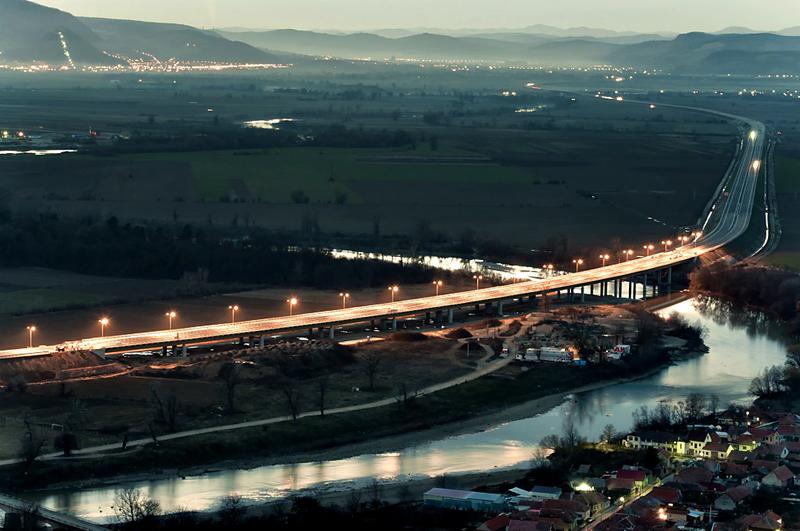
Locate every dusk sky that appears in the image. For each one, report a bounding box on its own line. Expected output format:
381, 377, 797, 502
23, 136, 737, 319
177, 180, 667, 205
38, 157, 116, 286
34, 0, 800, 33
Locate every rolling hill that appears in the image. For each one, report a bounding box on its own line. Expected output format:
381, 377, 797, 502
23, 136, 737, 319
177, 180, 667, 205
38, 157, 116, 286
0, 0, 278, 65
80, 18, 277, 63
0, 0, 110, 64
222, 27, 800, 73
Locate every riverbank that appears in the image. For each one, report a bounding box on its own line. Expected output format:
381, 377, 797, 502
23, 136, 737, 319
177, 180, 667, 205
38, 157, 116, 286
3, 303, 706, 494
18, 348, 681, 496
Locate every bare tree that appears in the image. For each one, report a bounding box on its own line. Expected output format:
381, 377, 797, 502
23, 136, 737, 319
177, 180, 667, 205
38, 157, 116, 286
282, 382, 301, 421
685, 393, 706, 423
364, 353, 381, 391
395, 382, 417, 407
540, 434, 561, 451
561, 418, 585, 451
317, 377, 329, 417
113, 488, 161, 523
601, 424, 617, 444
218, 362, 241, 414
151, 385, 180, 432
749, 366, 786, 397
219, 493, 245, 525
20, 418, 45, 473
708, 394, 720, 418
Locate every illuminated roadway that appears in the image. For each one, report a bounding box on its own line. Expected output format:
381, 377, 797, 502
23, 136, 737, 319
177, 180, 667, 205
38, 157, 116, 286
0, 103, 766, 359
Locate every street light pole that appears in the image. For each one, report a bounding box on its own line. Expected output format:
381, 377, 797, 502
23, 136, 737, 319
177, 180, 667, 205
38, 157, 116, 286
473, 275, 483, 290
165, 311, 177, 331
228, 305, 239, 324
26, 325, 36, 348
388, 285, 399, 303
573, 259, 584, 272
339, 292, 350, 309
433, 280, 443, 296
287, 297, 298, 316
98, 317, 109, 337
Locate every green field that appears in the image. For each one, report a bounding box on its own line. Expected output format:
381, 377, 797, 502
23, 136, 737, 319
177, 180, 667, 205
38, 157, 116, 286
2, 127, 734, 249
0, 267, 226, 316
771, 155, 800, 266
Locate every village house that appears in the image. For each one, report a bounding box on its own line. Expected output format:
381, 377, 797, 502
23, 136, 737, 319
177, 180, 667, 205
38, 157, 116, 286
762, 465, 795, 489
713, 485, 753, 512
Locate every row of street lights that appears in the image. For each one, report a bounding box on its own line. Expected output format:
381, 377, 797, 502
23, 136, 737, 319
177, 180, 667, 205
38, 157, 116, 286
25, 284, 436, 348
568, 231, 705, 273
26, 230, 707, 349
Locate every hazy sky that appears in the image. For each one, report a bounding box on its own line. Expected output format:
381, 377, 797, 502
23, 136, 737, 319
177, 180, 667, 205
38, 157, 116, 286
35, 0, 800, 33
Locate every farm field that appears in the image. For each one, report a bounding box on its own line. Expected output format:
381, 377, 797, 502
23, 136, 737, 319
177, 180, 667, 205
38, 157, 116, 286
767, 155, 800, 270
2, 127, 734, 248
0, 267, 225, 316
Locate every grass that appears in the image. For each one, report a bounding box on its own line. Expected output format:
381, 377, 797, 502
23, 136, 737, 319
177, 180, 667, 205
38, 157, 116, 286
3, 361, 640, 489
127, 144, 504, 204
2, 127, 734, 248
0, 336, 473, 461
775, 156, 800, 194
0, 267, 230, 317
772, 155, 800, 258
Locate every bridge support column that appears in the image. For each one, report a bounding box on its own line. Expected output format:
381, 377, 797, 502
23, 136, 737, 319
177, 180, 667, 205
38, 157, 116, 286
643, 274, 648, 300
668, 266, 673, 295
434, 310, 442, 325
161, 345, 168, 357
259, 336, 265, 348
329, 327, 335, 340
497, 301, 504, 315
182, 345, 188, 357
447, 308, 454, 324
628, 279, 633, 299
581, 286, 585, 303
392, 318, 397, 331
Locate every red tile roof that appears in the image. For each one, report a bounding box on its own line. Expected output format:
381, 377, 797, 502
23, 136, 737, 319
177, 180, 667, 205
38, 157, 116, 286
616, 469, 647, 481
479, 515, 511, 531
766, 465, 794, 482
676, 467, 714, 485
650, 487, 681, 504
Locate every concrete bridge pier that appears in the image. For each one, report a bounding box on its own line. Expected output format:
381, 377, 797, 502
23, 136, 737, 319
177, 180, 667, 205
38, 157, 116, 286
667, 266, 673, 295
161, 345, 168, 357
643, 274, 649, 300
581, 286, 585, 302
259, 336, 265, 348
497, 301, 504, 315
447, 308, 454, 324
392, 318, 397, 331
329, 327, 335, 340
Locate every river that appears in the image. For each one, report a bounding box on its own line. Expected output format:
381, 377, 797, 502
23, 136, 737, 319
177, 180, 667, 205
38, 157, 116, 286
26, 296, 791, 522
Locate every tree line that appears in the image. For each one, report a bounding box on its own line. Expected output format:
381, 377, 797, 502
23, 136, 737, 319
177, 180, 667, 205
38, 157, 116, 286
691, 262, 800, 323
0, 214, 439, 288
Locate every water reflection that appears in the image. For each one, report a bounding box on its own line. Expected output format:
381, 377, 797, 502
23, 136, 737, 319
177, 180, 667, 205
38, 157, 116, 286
28, 297, 790, 522
0, 149, 77, 156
